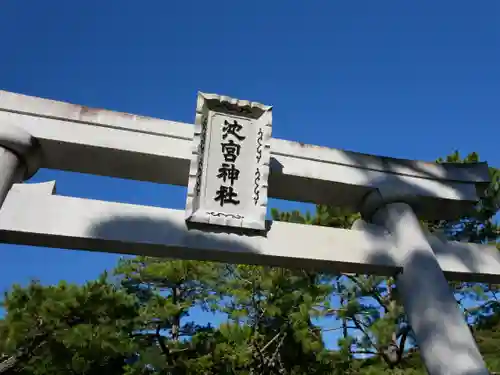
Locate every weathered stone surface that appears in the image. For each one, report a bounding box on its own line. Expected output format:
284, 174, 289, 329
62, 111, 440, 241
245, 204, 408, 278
185, 93, 272, 230
0, 90, 489, 220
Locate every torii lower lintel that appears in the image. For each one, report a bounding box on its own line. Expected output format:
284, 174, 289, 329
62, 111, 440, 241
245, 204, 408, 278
0, 181, 498, 285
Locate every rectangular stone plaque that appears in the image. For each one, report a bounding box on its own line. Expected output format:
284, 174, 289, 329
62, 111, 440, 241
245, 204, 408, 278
185, 92, 272, 230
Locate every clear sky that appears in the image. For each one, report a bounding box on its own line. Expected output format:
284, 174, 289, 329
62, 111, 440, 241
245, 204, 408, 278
0, 0, 498, 346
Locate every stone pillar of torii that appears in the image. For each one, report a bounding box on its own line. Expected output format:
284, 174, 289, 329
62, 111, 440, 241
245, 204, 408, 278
0, 90, 497, 375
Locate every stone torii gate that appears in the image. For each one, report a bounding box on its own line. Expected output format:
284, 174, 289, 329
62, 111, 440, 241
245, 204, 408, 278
0, 90, 498, 375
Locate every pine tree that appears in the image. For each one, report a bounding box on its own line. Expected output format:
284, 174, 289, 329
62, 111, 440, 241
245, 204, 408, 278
217, 264, 335, 374
0, 274, 140, 374
113, 257, 226, 374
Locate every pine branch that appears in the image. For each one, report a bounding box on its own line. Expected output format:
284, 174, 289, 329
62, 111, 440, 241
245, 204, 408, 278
321, 326, 357, 332
260, 331, 282, 353
155, 324, 170, 358
345, 274, 389, 314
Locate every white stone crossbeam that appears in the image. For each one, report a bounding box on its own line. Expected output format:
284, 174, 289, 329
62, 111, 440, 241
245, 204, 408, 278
1, 182, 498, 283
0, 90, 490, 221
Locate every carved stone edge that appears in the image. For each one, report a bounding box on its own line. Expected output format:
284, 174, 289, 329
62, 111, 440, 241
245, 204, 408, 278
199, 92, 272, 119
186, 209, 246, 229
248, 107, 272, 231
185, 93, 209, 222
208, 210, 245, 228
188, 209, 267, 231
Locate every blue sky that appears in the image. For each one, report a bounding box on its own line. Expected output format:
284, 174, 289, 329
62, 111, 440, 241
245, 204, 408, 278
0, 0, 498, 347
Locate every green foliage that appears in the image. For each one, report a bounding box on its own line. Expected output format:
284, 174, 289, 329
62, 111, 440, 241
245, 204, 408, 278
0, 151, 498, 374
0, 274, 140, 374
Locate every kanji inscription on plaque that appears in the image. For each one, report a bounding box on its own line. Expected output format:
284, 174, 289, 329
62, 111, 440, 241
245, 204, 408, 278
185, 92, 272, 230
